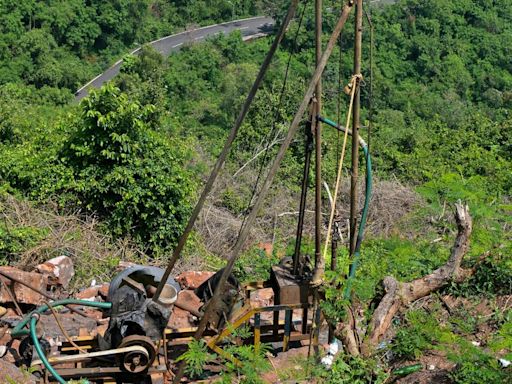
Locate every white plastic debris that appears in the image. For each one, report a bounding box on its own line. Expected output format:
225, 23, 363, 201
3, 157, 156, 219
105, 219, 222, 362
428, 364, 436, 371
0, 345, 7, 358
90, 279, 97, 287
377, 340, 391, 350
322, 339, 341, 369
499, 358, 511, 368
328, 341, 339, 356
471, 341, 481, 347
321, 355, 334, 369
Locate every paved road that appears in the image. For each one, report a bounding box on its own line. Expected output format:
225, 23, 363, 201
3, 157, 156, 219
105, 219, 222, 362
75, 16, 275, 101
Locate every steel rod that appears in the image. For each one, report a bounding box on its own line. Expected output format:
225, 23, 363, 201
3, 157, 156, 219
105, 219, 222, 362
292, 117, 314, 275
350, 0, 363, 256
172, 3, 355, 381
153, 0, 301, 302
314, 0, 324, 276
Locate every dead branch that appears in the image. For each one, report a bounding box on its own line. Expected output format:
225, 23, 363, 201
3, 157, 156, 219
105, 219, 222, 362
331, 203, 483, 356
232, 136, 284, 178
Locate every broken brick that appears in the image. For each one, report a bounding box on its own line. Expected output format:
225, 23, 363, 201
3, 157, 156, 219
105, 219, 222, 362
168, 290, 202, 330
250, 288, 274, 307
0, 359, 36, 383
176, 271, 214, 289
257, 242, 273, 257
98, 283, 110, 298
75, 286, 100, 301
0, 266, 48, 305
35, 255, 75, 289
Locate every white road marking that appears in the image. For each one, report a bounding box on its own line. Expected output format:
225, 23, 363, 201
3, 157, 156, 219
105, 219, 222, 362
172, 43, 183, 48
240, 26, 249, 30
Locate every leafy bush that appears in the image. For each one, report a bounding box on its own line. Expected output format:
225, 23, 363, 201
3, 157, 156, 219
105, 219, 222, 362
489, 315, 512, 360
450, 360, 509, 384
447, 257, 512, 298
176, 338, 271, 384
220, 344, 271, 384
175, 340, 214, 379
0, 223, 48, 265
63, 84, 196, 253
391, 309, 457, 360
392, 309, 442, 360
233, 246, 279, 283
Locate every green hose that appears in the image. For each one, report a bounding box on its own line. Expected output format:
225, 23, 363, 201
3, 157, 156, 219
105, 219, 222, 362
345, 143, 372, 299
317, 116, 373, 299
15, 299, 112, 384
30, 315, 66, 384
12, 299, 111, 338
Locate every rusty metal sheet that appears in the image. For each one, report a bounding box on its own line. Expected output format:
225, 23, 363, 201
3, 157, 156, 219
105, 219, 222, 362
270, 265, 311, 305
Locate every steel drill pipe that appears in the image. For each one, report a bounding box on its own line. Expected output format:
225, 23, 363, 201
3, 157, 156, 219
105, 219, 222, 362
350, 0, 363, 256
292, 116, 314, 275
314, 0, 323, 275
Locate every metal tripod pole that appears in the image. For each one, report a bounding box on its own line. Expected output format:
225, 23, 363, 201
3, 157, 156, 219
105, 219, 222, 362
172, 2, 355, 381
350, 0, 363, 257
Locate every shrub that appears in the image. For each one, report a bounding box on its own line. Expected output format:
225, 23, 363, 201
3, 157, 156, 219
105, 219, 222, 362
0, 223, 48, 265
447, 257, 512, 298
392, 307, 459, 360
233, 246, 279, 283
64, 84, 196, 253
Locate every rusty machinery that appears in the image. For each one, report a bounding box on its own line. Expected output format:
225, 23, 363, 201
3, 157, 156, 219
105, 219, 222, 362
10, 263, 317, 383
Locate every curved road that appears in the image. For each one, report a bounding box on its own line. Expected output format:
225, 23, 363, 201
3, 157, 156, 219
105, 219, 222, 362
75, 16, 275, 101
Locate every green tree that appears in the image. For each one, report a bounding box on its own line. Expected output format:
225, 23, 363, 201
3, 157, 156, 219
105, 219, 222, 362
64, 84, 196, 253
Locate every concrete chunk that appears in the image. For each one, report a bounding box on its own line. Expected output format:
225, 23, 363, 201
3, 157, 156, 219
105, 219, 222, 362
35, 255, 75, 289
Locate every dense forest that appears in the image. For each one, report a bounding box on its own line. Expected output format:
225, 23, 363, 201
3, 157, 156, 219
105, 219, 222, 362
0, 0, 511, 383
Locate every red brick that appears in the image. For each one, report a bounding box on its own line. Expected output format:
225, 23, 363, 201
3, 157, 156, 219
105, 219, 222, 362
75, 286, 99, 300
167, 290, 202, 330
250, 288, 274, 308
257, 242, 274, 257
0, 267, 48, 305
98, 283, 110, 298
0, 359, 36, 383
176, 271, 214, 289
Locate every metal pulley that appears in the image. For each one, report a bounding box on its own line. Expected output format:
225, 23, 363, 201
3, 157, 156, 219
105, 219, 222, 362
118, 335, 156, 374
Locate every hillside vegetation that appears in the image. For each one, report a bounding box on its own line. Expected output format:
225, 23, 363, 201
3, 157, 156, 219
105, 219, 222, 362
0, 0, 510, 383
0, 0, 265, 95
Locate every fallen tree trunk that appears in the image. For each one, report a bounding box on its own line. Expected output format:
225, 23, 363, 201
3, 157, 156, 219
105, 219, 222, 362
333, 203, 479, 356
